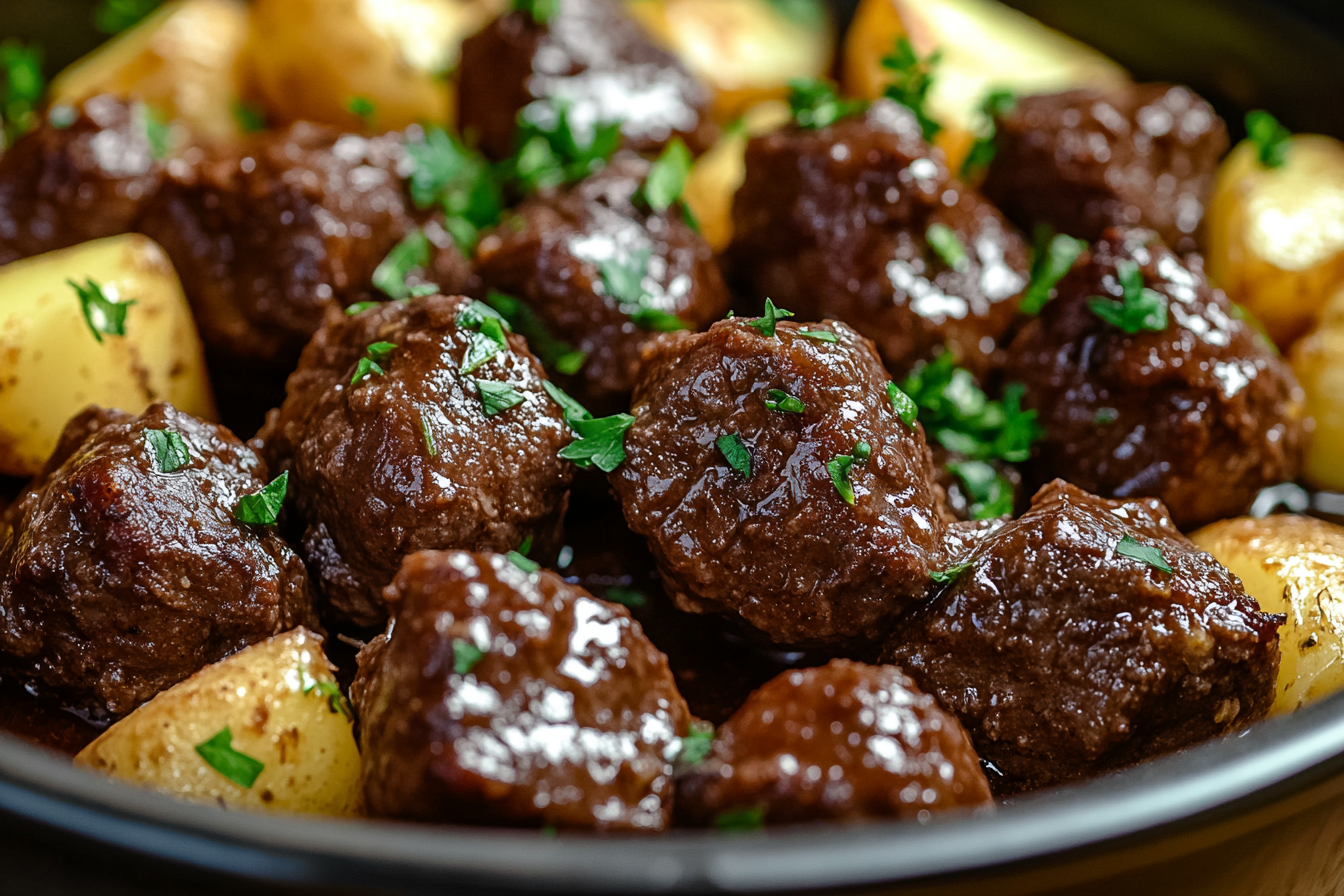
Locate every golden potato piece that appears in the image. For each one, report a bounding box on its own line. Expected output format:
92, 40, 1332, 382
1207, 136, 1344, 349
246, 0, 502, 132
683, 100, 791, 252
1292, 309, 1344, 492
49, 0, 251, 144
1192, 515, 1344, 715
842, 0, 1126, 173
0, 235, 215, 477
625, 0, 833, 124
75, 628, 360, 816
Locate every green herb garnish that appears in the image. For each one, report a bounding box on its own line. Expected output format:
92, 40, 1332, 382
605, 587, 647, 609
1, 40, 45, 145
234, 472, 288, 526
484, 291, 587, 375
881, 36, 943, 141
926, 223, 970, 273
346, 96, 376, 127
194, 727, 264, 789
139, 103, 172, 159
900, 353, 1042, 463
476, 379, 527, 417
1087, 258, 1168, 334
1021, 230, 1087, 314
635, 138, 692, 213
453, 639, 486, 674
500, 101, 621, 195
508, 550, 541, 573
405, 126, 503, 253
372, 229, 433, 301
827, 442, 871, 505
948, 460, 1013, 520
232, 100, 266, 134
544, 381, 635, 472
717, 433, 752, 477
675, 720, 715, 767
765, 389, 805, 414
345, 300, 382, 316
350, 342, 396, 385
94, 0, 161, 34
461, 317, 511, 374
1116, 535, 1173, 574
886, 382, 918, 428
1246, 110, 1291, 169
299, 667, 351, 719
69, 277, 135, 343
960, 88, 1016, 179
930, 559, 973, 584
714, 805, 766, 832
746, 298, 794, 338
797, 328, 838, 343
597, 248, 687, 332
512, 0, 556, 24
786, 77, 868, 130
145, 429, 190, 473
420, 409, 439, 457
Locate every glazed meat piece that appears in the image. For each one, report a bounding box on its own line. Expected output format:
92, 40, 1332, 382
257, 294, 574, 627
475, 154, 730, 412
983, 84, 1228, 254
0, 96, 163, 265
0, 403, 314, 718
139, 122, 465, 369
611, 318, 951, 648
457, 0, 715, 161
1006, 228, 1304, 530
353, 550, 690, 830
728, 99, 1031, 377
885, 480, 1281, 795
677, 660, 993, 826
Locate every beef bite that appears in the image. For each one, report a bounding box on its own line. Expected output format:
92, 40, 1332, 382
257, 294, 574, 627
474, 154, 730, 413
610, 317, 951, 648
1006, 227, 1305, 531
728, 98, 1032, 378
0, 96, 164, 266
457, 0, 715, 161
138, 122, 469, 369
885, 480, 1282, 796
677, 660, 993, 826
983, 84, 1228, 254
353, 550, 689, 831
0, 403, 314, 718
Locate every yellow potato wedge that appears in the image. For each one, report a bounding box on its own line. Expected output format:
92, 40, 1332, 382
625, 0, 833, 124
49, 0, 251, 144
246, 0, 502, 132
683, 100, 791, 252
1292, 306, 1344, 492
0, 235, 215, 477
841, 0, 1126, 173
75, 628, 360, 816
1207, 135, 1344, 349
1192, 515, 1344, 715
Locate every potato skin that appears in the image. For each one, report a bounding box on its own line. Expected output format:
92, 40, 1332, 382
1292, 305, 1344, 491
1192, 515, 1344, 715
75, 628, 360, 816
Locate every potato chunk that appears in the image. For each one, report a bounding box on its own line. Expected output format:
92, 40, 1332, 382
1292, 298, 1344, 491
841, 0, 1126, 172
682, 100, 790, 252
49, 0, 251, 144
74, 628, 360, 816
1207, 135, 1344, 349
1192, 515, 1344, 715
0, 234, 214, 477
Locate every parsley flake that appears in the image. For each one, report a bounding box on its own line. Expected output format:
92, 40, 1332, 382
636, 138, 692, 213
453, 639, 486, 675
881, 36, 943, 141
900, 354, 1043, 463
1087, 258, 1169, 334
961, 88, 1016, 179
674, 720, 715, 767
605, 587, 647, 609
194, 727, 264, 789
597, 248, 686, 332
501, 101, 621, 196
948, 460, 1013, 520
145, 429, 190, 473
461, 317, 511, 374
234, 472, 288, 526
346, 300, 382, 316
746, 298, 794, 338
797, 328, 837, 343
420, 409, 439, 457
299, 667, 351, 719
1116, 535, 1173, 574
828, 442, 870, 505
345, 96, 376, 127
717, 433, 752, 477
476, 379, 527, 417
786, 77, 868, 130
232, 100, 266, 134
69, 277, 135, 343
1021, 230, 1087, 314
542, 380, 591, 428
930, 559, 974, 584
1, 40, 45, 145
508, 550, 541, 573
714, 805, 766, 832
405, 126, 502, 253
886, 382, 918, 428
484, 291, 587, 375
1246, 110, 1291, 169
543, 381, 635, 472
765, 389, 805, 414
926, 223, 970, 273
511, 0, 556, 24
94, 0, 161, 34
139, 103, 172, 159
350, 342, 396, 385
373, 229, 433, 300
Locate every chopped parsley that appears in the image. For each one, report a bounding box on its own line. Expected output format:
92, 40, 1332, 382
511, 0, 556, 24
926, 223, 970, 273
1021, 230, 1087, 314
372, 229, 434, 300
886, 382, 918, 428
674, 720, 715, 768
1087, 258, 1168, 334
460, 316, 511, 375
961, 89, 1016, 179
345, 300, 382, 316
145, 429, 190, 473
948, 460, 1013, 520
1116, 535, 1173, 574
350, 342, 396, 385
404, 126, 502, 253
717, 433, 752, 477
508, 550, 541, 573
881, 36, 943, 141
453, 639, 486, 675
786, 77, 868, 130
797, 328, 837, 343
194, 727, 264, 789
765, 389, 805, 414
299, 667, 351, 719
605, 587, 647, 609
234, 472, 288, 526
598, 248, 686, 332
714, 805, 766, 832
635, 138, 692, 213
345, 96, 376, 127
484, 291, 587, 375
500, 101, 621, 196
69, 277, 135, 343
544, 381, 635, 472
930, 559, 973, 584
1094, 407, 1120, 426
139, 103, 172, 159
828, 442, 870, 505
900, 353, 1043, 463
853, 440, 872, 461
476, 379, 527, 417
420, 409, 439, 457
1246, 110, 1291, 169
94, 0, 161, 34
232, 100, 267, 134
1, 40, 44, 146
746, 298, 794, 338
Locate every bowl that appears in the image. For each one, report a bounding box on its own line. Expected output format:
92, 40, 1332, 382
3, 1, 1344, 893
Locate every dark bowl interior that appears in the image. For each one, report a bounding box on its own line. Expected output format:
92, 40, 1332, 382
3, 1, 1344, 894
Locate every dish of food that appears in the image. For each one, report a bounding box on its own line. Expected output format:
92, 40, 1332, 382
2, 0, 1344, 891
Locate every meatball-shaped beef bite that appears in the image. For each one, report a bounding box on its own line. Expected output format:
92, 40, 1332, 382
458, 0, 715, 161
885, 480, 1281, 796
728, 99, 1031, 377
0, 403, 314, 718
0, 96, 163, 265
258, 294, 574, 627
983, 85, 1228, 254
139, 122, 465, 369
677, 660, 992, 826
353, 550, 690, 830
1006, 228, 1304, 530
475, 154, 730, 412
611, 317, 951, 648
